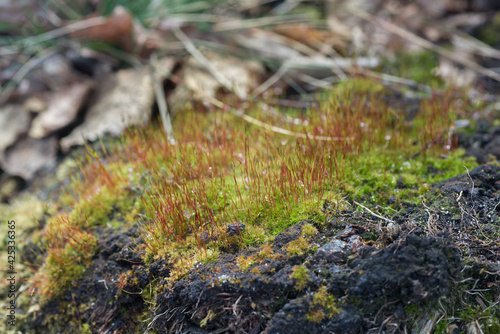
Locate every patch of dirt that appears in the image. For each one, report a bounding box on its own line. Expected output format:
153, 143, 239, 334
28, 225, 150, 333
459, 124, 500, 164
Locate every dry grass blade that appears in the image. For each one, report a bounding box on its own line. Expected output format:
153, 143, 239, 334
350, 67, 431, 93
354, 200, 394, 223
349, 8, 500, 83
173, 26, 311, 128
204, 95, 351, 142
22, 16, 107, 46
252, 63, 289, 97
283, 56, 379, 71
294, 72, 341, 88
250, 30, 346, 94
253, 29, 322, 58
451, 32, 500, 60
213, 15, 308, 32
173, 27, 236, 95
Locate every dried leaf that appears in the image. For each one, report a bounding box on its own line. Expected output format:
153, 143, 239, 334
70, 6, 134, 51
29, 81, 92, 138
61, 58, 176, 151
169, 52, 264, 110
0, 104, 30, 152
1, 136, 58, 180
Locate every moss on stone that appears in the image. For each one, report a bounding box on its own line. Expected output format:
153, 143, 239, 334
306, 286, 339, 323
290, 265, 311, 291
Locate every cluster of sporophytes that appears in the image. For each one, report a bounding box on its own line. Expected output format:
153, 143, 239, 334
33, 78, 479, 298
31, 215, 98, 298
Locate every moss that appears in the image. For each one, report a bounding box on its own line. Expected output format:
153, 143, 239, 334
250, 266, 261, 274
306, 286, 339, 323
200, 309, 217, 328
286, 237, 311, 257
141, 279, 158, 308
301, 223, 318, 238
33, 216, 99, 298
459, 306, 500, 334
331, 78, 387, 95
81, 323, 92, 334
290, 265, 311, 291
257, 244, 281, 260
2, 193, 46, 227
196, 248, 220, 264
32, 75, 483, 312
381, 50, 443, 87
237, 255, 255, 271
344, 148, 478, 207
240, 224, 268, 247
433, 321, 448, 334
405, 303, 421, 318
69, 187, 136, 227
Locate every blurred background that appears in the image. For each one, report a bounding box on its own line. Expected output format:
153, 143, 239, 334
2, 0, 500, 200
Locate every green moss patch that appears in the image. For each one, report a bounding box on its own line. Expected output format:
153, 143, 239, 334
33, 77, 481, 299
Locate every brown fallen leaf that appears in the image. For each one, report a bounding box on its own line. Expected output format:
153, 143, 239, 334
1, 136, 58, 180
29, 81, 93, 138
69, 6, 134, 52
24, 96, 47, 113
60, 58, 176, 151
169, 51, 264, 111
0, 104, 30, 152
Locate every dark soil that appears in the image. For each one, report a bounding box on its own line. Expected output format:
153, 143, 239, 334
459, 123, 500, 164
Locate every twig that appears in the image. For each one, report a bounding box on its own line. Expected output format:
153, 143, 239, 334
173, 27, 236, 94
150, 53, 175, 144
252, 62, 289, 97
232, 295, 243, 316
421, 312, 441, 334
353, 200, 394, 223
461, 165, 476, 215
145, 307, 175, 333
